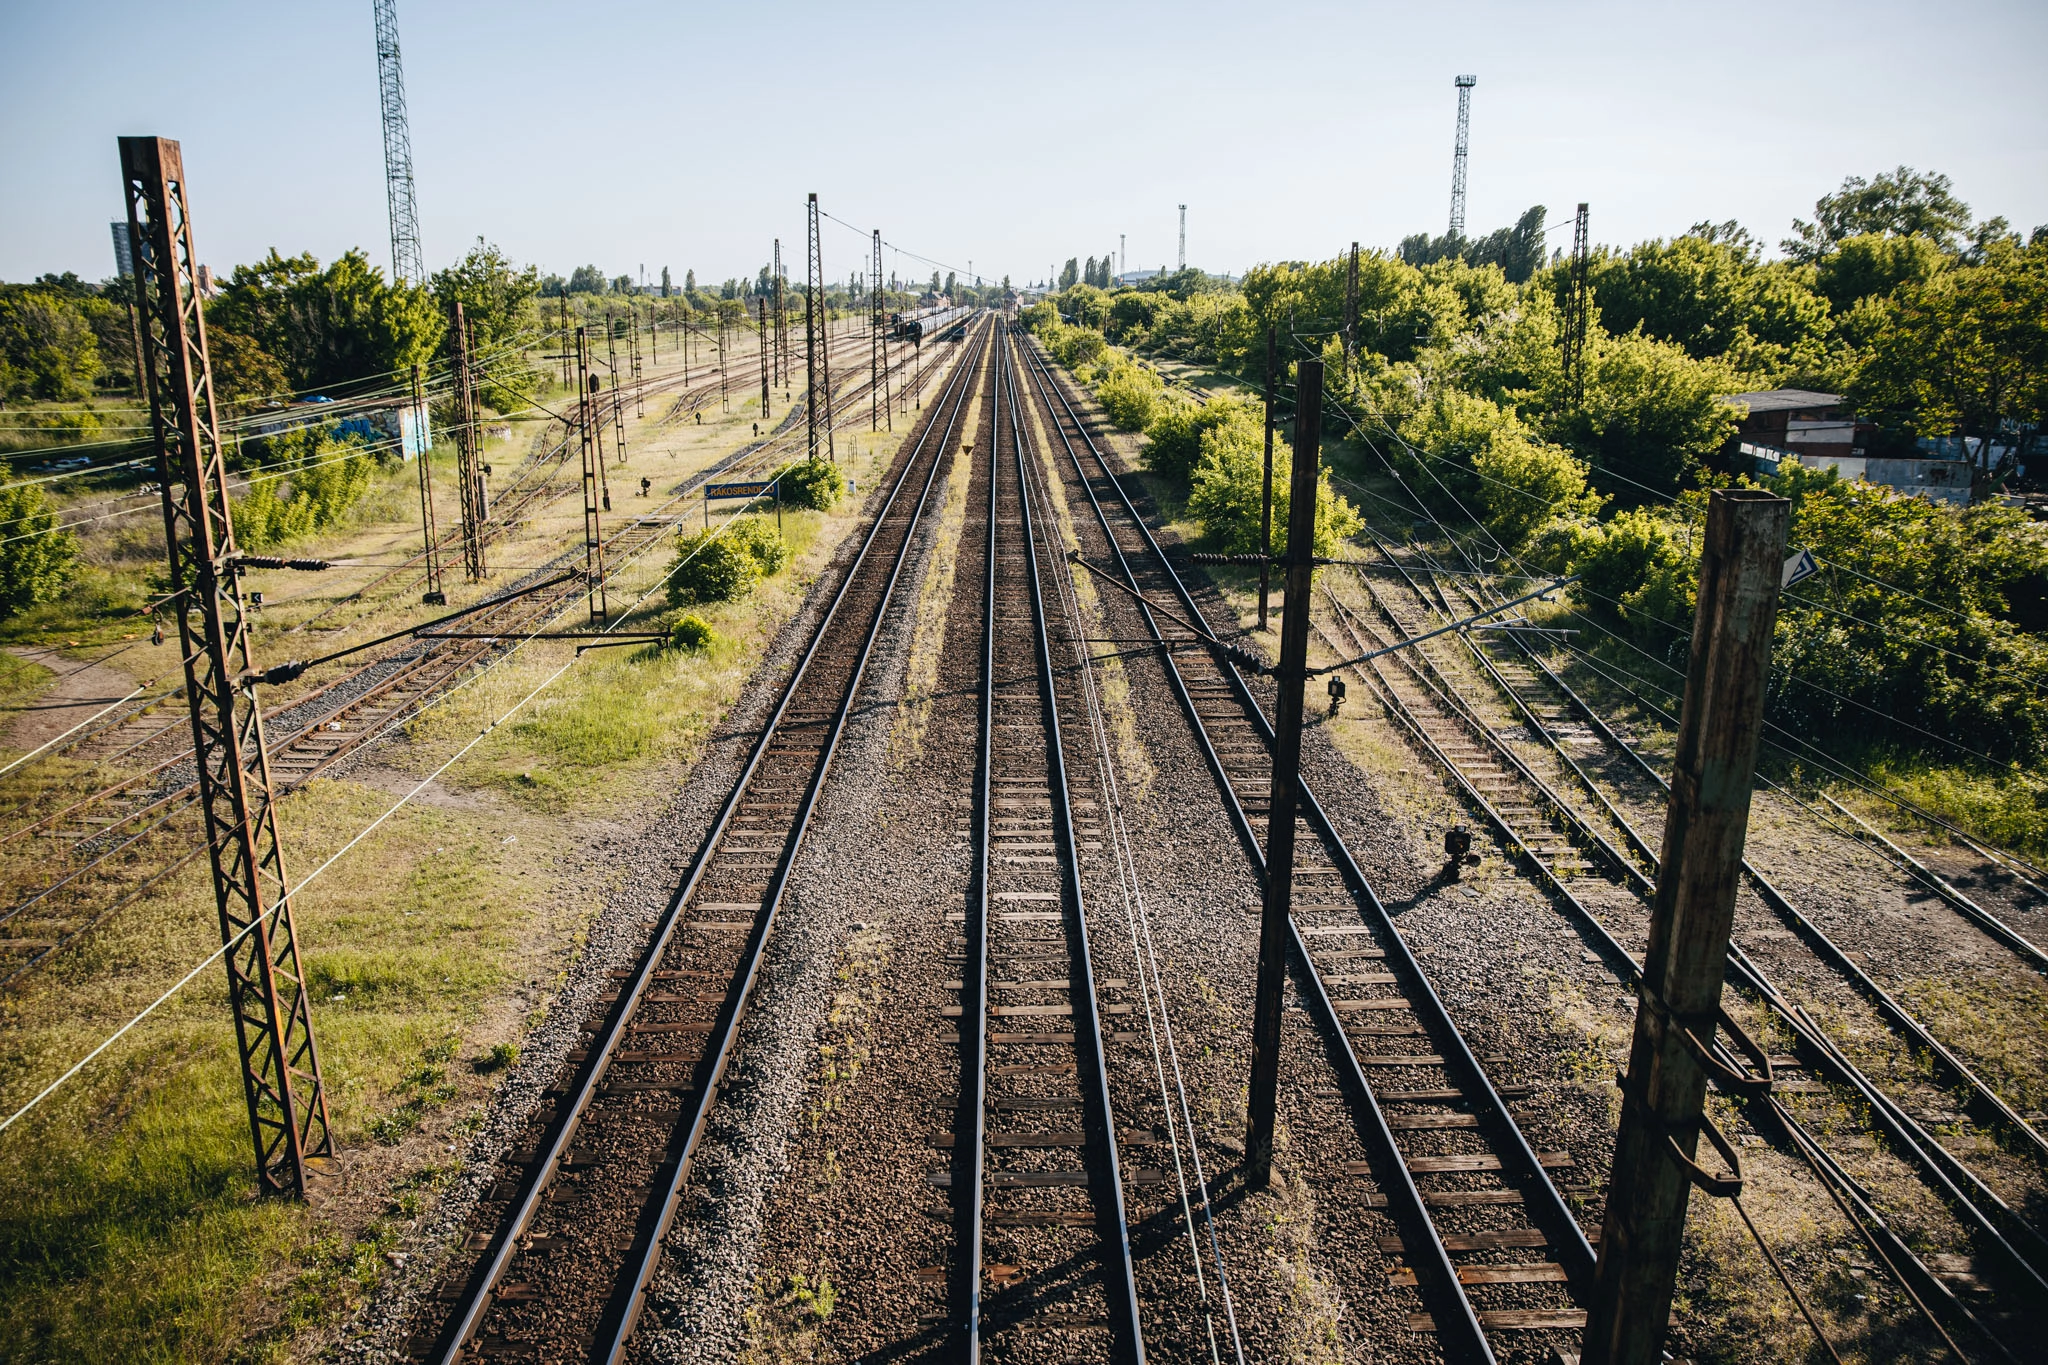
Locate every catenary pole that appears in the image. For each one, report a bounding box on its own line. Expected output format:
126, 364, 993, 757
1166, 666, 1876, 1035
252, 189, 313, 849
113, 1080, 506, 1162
1244, 358, 1323, 1188
121, 135, 336, 1199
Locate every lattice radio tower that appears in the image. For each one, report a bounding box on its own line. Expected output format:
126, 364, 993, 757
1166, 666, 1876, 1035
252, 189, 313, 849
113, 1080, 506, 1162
1178, 205, 1186, 271
1448, 74, 1477, 238
373, 0, 426, 285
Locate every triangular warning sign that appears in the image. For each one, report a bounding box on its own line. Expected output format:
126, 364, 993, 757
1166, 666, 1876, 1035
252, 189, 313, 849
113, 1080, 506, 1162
1782, 548, 1819, 589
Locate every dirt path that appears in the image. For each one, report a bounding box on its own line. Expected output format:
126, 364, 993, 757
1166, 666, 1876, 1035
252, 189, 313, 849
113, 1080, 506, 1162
0, 646, 141, 753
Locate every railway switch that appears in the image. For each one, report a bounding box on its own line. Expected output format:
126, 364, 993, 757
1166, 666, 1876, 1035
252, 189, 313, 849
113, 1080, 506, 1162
1326, 676, 1346, 715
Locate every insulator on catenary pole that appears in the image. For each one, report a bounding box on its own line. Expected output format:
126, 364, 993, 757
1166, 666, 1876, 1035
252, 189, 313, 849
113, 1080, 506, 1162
121, 134, 337, 1200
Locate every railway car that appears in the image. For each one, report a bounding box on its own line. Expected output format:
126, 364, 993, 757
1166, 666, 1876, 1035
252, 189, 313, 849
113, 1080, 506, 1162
888, 303, 971, 343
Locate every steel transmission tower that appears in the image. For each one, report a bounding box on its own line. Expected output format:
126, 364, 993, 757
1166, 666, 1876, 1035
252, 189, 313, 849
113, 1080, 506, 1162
1178, 205, 1186, 271
373, 0, 426, 285
1448, 74, 1477, 238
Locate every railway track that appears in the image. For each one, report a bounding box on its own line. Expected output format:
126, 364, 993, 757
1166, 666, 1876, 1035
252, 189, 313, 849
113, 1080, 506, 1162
951, 328, 1144, 1360
0, 326, 955, 988
407, 316, 992, 1365
1018, 337, 1599, 1361
1311, 535, 2048, 1345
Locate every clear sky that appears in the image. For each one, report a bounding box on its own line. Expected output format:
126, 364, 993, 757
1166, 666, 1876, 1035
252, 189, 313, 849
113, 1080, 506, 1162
4, 0, 2044, 290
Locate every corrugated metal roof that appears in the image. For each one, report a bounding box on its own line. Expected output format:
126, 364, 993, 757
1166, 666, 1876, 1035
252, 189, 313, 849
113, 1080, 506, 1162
1720, 388, 1842, 414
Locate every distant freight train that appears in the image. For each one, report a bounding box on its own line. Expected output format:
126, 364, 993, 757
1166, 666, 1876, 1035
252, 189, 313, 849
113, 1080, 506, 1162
887, 304, 972, 343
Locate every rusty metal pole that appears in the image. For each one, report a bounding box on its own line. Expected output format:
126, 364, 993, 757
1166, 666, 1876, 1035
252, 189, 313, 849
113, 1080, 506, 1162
758, 296, 770, 420
411, 364, 444, 604
121, 135, 335, 1199
451, 302, 488, 582
607, 312, 628, 466
631, 306, 644, 418
1244, 358, 1323, 1189
574, 327, 609, 624
1259, 324, 1276, 632
558, 293, 570, 388
1584, 488, 1790, 1365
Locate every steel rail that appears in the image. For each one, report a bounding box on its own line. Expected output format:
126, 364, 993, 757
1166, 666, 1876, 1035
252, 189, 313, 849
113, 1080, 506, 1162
993, 327, 1146, 1360
0, 404, 825, 966
1410, 556, 2048, 1171
1335, 546, 2048, 1301
595, 315, 991, 1361
425, 315, 990, 1365
1396, 552, 2048, 1182
1018, 338, 1595, 1359
964, 322, 995, 1365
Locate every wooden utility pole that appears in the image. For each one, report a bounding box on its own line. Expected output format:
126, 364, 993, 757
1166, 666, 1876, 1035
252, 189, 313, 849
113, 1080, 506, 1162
1584, 488, 1790, 1365
1259, 324, 1276, 632
1244, 358, 1323, 1189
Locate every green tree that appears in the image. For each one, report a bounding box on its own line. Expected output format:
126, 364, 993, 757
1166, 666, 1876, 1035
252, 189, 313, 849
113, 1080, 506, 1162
1852, 238, 2048, 473
1472, 431, 1603, 549
210, 249, 443, 394
0, 484, 78, 616
1186, 411, 1361, 556
231, 426, 379, 548
665, 516, 789, 605
0, 289, 101, 401
776, 457, 843, 511
1589, 230, 1831, 373
1401, 206, 1549, 283
1096, 360, 1163, 430
1812, 232, 1945, 313
432, 239, 542, 407
206, 326, 290, 408
1059, 258, 1080, 290
1784, 166, 1976, 261
1143, 393, 1256, 485
1544, 331, 1742, 497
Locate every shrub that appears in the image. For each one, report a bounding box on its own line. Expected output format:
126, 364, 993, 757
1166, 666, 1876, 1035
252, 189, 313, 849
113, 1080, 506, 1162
1186, 413, 1361, 557
1096, 360, 1164, 431
1143, 394, 1255, 486
1562, 506, 1695, 644
667, 614, 715, 652
231, 426, 378, 550
776, 457, 843, 511
1042, 320, 1107, 370
728, 515, 790, 576
1471, 433, 1603, 550
0, 483, 78, 616
665, 515, 788, 605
